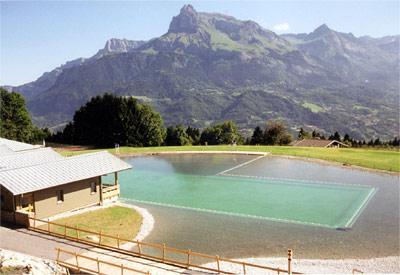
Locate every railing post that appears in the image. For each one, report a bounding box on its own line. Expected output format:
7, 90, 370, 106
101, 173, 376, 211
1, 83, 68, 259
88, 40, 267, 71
97, 257, 100, 274
216, 255, 220, 273
242, 262, 246, 275
138, 241, 141, 255
75, 252, 79, 272
117, 234, 120, 248
187, 249, 191, 268
76, 225, 79, 240
99, 230, 102, 245
47, 219, 50, 233
288, 249, 292, 275
121, 263, 124, 275
56, 248, 60, 263
162, 243, 166, 262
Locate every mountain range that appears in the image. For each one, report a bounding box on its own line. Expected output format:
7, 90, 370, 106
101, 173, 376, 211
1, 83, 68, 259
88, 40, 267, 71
5, 5, 399, 139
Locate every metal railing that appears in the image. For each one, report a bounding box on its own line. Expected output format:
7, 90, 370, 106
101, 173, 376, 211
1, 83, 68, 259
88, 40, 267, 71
29, 217, 301, 274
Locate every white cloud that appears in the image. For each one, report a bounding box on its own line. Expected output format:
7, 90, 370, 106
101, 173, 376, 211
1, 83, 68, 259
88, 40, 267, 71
273, 22, 290, 32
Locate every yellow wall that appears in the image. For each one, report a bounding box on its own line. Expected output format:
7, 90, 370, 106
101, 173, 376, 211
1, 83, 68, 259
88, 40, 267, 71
34, 177, 101, 219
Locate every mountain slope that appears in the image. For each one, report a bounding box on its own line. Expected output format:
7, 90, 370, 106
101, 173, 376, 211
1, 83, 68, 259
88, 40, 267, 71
7, 38, 145, 101
7, 5, 400, 139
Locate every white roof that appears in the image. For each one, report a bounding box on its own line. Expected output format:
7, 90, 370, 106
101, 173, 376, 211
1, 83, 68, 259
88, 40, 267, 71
0, 145, 14, 156
0, 147, 63, 171
0, 151, 132, 195
0, 137, 41, 152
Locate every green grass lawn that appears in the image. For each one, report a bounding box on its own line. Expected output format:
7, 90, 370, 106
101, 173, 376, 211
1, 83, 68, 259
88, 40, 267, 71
57, 145, 400, 172
39, 206, 142, 246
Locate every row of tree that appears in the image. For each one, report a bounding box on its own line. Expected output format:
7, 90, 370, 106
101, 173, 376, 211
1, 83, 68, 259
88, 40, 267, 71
165, 121, 244, 146
49, 94, 293, 147
1, 91, 398, 148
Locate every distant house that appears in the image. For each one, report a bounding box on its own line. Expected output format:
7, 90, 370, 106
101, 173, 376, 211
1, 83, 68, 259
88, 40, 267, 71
292, 139, 349, 148
0, 138, 131, 224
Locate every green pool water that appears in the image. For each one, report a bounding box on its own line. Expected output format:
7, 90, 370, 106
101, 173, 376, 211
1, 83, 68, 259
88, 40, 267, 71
105, 155, 376, 229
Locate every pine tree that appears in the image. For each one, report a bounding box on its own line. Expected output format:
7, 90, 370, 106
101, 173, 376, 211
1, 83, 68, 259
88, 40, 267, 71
251, 126, 264, 145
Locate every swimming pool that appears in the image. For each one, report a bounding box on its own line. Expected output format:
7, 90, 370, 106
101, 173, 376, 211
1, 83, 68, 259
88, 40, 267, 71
104, 154, 399, 259
105, 154, 375, 229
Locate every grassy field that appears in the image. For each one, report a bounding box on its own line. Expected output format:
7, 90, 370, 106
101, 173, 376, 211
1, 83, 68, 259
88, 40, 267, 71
39, 206, 142, 246
56, 145, 400, 172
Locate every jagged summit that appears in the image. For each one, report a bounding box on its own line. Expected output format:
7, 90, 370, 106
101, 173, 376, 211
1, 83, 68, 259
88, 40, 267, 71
315, 23, 331, 32
94, 38, 146, 58
307, 24, 333, 38
168, 4, 199, 33
151, 4, 291, 55
102, 38, 145, 54
181, 4, 196, 14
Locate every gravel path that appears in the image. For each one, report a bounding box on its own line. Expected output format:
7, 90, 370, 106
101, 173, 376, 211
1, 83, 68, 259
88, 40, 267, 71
202, 256, 400, 274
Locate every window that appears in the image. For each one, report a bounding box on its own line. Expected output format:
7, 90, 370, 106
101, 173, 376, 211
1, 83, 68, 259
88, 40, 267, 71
57, 190, 64, 203
90, 182, 97, 194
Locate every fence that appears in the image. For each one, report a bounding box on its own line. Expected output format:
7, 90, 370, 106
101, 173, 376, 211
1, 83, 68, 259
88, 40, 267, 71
29, 216, 301, 274
55, 247, 150, 274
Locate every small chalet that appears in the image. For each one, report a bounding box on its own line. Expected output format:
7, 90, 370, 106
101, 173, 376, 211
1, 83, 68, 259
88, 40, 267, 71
0, 138, 131, 225
292, 139, 349, 148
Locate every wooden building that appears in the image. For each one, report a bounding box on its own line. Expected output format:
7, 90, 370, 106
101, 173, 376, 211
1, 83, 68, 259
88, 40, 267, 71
0, 139, 131, 224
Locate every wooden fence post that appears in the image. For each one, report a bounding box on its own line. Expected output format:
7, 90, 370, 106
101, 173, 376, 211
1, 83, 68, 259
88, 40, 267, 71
76, 225, 79, 240
138, 241, 141, 255
97, 257, 100, 274
288, 249, 292, 275
216, 255, 220, 272
117, 234, 120, 248
187, 249, 191, 267
162, 243, 166, 262
242, 262, 246, 275
121, 263, 124, 275
56, 248, 60, 263
99, 230, 102, 245
75, 252, 79, 272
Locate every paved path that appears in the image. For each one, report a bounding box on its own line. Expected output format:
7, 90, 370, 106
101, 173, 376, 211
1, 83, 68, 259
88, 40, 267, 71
0, 225, 211, 274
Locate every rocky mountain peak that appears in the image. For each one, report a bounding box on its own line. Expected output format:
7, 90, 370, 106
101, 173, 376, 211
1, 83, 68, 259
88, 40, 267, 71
103, 38, 132, 53
168, 4, 199, 33
181, 4, 196, 14
309, 24, 333, 37
94, 38, 146, 58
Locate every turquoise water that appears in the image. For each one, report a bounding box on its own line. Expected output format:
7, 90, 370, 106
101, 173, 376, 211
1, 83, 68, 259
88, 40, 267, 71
104, 155, 375, 228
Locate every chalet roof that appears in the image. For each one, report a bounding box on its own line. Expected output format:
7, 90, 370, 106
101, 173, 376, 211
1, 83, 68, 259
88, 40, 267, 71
0, 147, 63, 171
0, 151, 132, 195
0, 145, 14, 156
292, 139, 348, 147
0, 137, 41, 152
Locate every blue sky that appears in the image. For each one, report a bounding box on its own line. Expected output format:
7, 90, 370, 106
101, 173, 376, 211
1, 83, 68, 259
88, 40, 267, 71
1, 1, 399, 86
